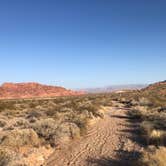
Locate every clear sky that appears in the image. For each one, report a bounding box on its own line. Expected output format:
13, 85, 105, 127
0, 0, 166, 89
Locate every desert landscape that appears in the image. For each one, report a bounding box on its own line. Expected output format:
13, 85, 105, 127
1, 1, 165, 165
0, 81, 165, 166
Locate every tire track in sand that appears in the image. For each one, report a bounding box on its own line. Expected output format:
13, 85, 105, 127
45, 106, 142, 166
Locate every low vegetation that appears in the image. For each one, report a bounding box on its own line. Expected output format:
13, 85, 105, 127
137, 146, 166, 166
0, 81, 165, 165
0, 94, 113, 165
115, 81, 166, 166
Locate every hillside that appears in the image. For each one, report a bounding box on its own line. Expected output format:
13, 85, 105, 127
0, 82, 84, 99
143, 80, 166, 96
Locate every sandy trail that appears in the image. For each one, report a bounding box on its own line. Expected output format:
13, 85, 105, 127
46, 106, 142, 166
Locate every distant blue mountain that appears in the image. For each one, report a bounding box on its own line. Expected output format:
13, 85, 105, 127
82, 84, 148, 93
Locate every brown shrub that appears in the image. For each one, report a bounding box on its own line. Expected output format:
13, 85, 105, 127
77, 104, 100, 117
0, 119, 7, 127
140, 121, 166, 146
55, 122, 80, 144
138, 97, 152, 106
32, 118, 58, 145
0, 148, 11, 166
127, 105, 149, 119
4, 118, 30, 131
137, 146, 166, 166
1, 129, 39, 147
71, 117, 88, 135
26, 110, 43, 119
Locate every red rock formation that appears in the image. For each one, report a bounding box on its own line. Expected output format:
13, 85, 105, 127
0, 82, 85, 99
143, 80, 166, 96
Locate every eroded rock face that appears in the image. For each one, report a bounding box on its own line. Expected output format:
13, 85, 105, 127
0, 82, 84, 99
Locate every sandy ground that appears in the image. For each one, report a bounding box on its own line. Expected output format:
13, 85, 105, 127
45, 106, 143, 166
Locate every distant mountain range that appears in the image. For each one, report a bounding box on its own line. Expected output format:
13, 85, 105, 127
82, 84, 148, 93
1, 81, 164, 99
0, 82, 84, 99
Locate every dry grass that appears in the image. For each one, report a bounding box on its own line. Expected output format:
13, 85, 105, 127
0, 148, 11, 166
32, 118, 58, 146
137, 146, 166, 166
0, 84, 165, 165
1, 129, 39, 147
117, 83, 166, 165
140, 121, 166, 146
0, 94, 113, 165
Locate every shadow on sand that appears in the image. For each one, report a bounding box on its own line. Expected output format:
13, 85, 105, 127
111, 113, 145, 146
87, 150, 141, 166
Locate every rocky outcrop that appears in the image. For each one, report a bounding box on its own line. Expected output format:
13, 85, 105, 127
143, 81, 166, 96
0, 82, 84, 99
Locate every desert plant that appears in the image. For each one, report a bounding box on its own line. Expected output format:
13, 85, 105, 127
1, 129, 39, 147
55, 122, 80, 144
27, 110, 43, 119
3, 118, 30, 131
0, 148, 11, 166
138, 97, 152, 106
137, 146, 166, 166
127, 109, 142, 119
0, 119, 7, 127
32, 118, 58, 145
140, 121, 166, 146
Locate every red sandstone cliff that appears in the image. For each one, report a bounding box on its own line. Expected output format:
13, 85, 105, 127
0, 82, 84, 99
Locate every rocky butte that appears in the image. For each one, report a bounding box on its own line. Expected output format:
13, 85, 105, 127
0, 82, 85, 99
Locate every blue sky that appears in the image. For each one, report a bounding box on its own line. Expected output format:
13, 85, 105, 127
0, 0, 166, 88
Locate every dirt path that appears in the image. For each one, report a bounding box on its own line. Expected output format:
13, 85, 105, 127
46, 106, 142, 166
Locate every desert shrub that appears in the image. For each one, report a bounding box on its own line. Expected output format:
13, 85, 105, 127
28, 117, 38, 123
0, 119, 7, 127
77, 104, 100, 117
81, 109, 94, 119
0, 101, 16, 111
55, 122, 80, 144
46, 101, 57, 107
71, 117, 88, 135
127, 109, 142, 119
4, 118, 30, 131
157, 107, 166, 113
140, 121, 166, 146
1, 129, 39, 147
92, 97, 113, 107
28, 102, 37, 109
3, 109, 18, 117
32, 118, 58, 145
130, 99, 139, 106
45, 105, 63, 117
138, 97, 152, 106
0, 148, 11, 166
60, 107, 73, 113
122, 100, 133, 107
26, 110, 43, 119
13, 118, 30, 128
137, 146, 166, 166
